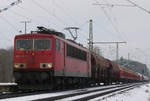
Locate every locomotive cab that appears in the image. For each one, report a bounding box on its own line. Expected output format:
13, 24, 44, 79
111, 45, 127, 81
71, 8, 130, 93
14, 36, 54, 70
14, 34, 58, 86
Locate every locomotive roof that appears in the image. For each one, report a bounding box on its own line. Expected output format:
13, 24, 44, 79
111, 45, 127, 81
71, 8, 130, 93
15, 33, 88, 52
15, 26, 89, 53
15, 33, 53, 37
16, 26, 65, 38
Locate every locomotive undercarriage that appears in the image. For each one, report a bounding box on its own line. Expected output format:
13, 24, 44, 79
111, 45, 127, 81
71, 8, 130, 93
14, 71, 90, 90
14, 70, 140, 90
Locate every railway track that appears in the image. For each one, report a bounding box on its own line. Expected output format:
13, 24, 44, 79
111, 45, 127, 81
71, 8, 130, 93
0, 89, 57, 100
0, 82, 146, 101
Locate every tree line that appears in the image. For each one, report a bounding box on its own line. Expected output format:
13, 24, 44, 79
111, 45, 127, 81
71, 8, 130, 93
0, 47, 13, 82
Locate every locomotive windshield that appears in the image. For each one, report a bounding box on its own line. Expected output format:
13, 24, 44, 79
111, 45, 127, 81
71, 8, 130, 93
34, 39, 51, 50
16, 39, 51, 51
16, 39, 33, 51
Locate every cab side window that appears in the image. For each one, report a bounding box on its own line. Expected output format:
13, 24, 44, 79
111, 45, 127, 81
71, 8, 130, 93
56, 39, 60, 51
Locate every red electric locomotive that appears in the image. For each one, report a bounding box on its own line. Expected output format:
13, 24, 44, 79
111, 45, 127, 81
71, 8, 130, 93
14, 27, 91, 89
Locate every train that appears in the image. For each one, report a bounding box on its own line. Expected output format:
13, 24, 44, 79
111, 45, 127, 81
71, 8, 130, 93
13, 26, 148, 90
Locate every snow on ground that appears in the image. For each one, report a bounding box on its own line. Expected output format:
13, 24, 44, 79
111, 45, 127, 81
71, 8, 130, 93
0, 83, 150, 101
0, 83, 17, 86
98, 83, 150, 101
0, 85, 117, 101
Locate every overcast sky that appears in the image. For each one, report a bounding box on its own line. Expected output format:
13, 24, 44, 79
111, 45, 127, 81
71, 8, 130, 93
0, 0, 150, 67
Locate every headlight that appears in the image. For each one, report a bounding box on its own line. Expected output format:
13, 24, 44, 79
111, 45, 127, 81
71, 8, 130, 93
47, 63, 52, 68
14, 64, 19, 68
40, 63, 52, 69
14, 63, 26, 69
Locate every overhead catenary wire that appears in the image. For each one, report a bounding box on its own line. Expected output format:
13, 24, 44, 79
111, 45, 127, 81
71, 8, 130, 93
0, 16, 19, 32
0, 0, 21, 47
51, 0, 78, 28
94, 0, 150, 15
92, 0, 130, 60
52, 0, 88, 37
51, 0, 92, 45
9, 9, 29, 20
126, 0, 150, 15
15, 0, 65, 29
93, 3, 135, 7
0, 2, 46, 33
53, 0, 100, 44
31, 0, 69, 27
0, 0, 22, 14
0, 15, 18, 47
15, 5, 57, 27
101, 0, 129, 41
94, 0, 150, 62
54, 0, 79, 26
31, 0, 55, 25
15, 0, 89, 45
94, 0, 127, 41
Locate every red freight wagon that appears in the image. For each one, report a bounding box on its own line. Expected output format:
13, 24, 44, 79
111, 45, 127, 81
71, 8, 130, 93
118, 66, 141, 83
91, 53, 120, 84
